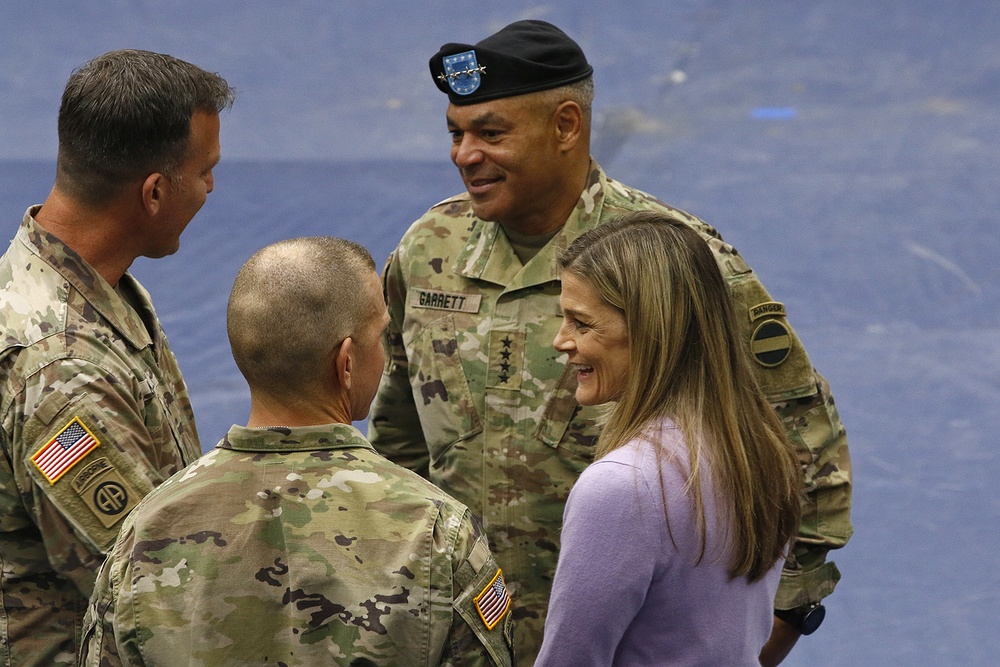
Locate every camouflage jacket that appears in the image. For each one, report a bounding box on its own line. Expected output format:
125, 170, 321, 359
80, 423, 516, 667
0, 208, 201, 667
368, 161, 853, 663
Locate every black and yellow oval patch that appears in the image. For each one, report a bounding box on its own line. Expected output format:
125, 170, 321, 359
750, 319, 792, 367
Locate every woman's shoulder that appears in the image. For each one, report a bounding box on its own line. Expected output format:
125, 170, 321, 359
600, 418, 685, 465
581, 420, 693, 497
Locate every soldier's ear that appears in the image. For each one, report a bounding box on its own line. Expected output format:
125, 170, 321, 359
553, 101, 583, 151
141, 173, 165, 215
334, 337, 354, 390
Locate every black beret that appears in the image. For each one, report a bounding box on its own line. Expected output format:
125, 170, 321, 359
429, 20, 593, 105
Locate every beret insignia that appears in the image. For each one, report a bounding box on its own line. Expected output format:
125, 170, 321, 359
439, 50, 485, 96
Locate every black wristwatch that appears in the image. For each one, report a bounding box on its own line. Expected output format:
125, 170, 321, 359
774, 602, 825, 636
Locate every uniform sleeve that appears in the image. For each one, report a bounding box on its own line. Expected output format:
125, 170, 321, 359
774, 372, 853, 609
535, 460, 659, 667
368, 250, 431, 476
9, 357, 168, 596
78, 521, 137, 667
447, 510, 516, 667
703, 231, 853, 609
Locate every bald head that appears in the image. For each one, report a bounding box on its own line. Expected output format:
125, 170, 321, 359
227, 236, 379, 398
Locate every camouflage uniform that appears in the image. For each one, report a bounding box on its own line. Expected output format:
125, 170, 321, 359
369, 161, 853, 664
80, 423, 516, 667
0, 208, 201, 667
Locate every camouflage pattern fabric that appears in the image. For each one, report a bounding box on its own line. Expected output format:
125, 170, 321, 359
0, 208, 202, 667
368, 161, 853, 664
80, 423, 516, 667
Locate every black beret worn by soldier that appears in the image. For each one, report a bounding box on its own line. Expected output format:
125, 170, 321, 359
370, 19, 853, 666
431, 19, 593, 104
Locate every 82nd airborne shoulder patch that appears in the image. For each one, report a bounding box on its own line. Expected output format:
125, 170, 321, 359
72, 457, 140, 529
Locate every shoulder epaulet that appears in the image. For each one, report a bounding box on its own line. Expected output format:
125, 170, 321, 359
430, 193, 470, 210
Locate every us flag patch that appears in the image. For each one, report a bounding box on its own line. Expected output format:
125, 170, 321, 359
31, 417, 100, 484
474, 568, 511, 630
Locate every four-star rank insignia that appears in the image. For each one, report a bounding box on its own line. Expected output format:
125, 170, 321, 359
749, 301, 792, 367
438, 50, 486, 96
487, 330, 524, 390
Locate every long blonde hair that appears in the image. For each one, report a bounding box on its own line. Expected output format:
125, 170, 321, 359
559, 211, 801, 581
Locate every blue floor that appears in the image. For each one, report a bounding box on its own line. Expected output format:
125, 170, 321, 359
3, 2, 999, 664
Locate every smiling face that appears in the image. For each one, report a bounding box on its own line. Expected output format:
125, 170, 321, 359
553, 271, 631, 406
446, 95, 570, 234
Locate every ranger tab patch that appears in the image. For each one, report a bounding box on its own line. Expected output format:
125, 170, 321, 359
748, 301, 791, 367
475, 568, 511, 630
31, 416, 100, 484
749, 301, 787, 322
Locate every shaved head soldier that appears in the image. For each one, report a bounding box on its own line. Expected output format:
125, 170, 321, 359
82, 237, 515, 667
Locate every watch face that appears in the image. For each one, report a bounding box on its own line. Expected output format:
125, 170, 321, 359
800, 604, 826, 635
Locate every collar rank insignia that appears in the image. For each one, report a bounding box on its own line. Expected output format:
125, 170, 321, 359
31, 416, 101, 484
438, 50, 486, 95
475, 568, 511, 630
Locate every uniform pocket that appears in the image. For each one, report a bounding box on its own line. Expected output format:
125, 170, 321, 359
535, 363, 600, 465
404, 314, 483, 465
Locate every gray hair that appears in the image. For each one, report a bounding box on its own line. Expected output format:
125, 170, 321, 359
533, 76, 594, 118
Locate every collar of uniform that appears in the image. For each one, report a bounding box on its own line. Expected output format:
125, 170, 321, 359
453, 159, 609, 289
218, 422, 378, 453
17, 206, 154, 351
554, 159, 607, 250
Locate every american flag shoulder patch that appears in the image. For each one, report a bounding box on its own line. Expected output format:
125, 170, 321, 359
474, 568, 511, 630
31, 416, 101, 484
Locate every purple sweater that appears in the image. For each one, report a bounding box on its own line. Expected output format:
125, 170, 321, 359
535, 418, 781, 666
